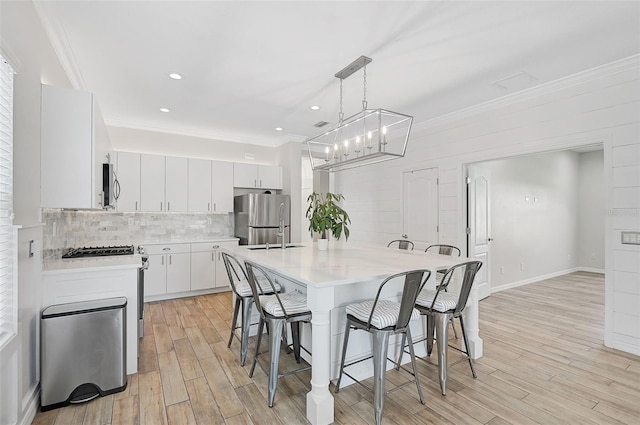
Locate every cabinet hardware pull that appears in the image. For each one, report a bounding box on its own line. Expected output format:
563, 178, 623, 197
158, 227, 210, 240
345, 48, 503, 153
260, 179, 262, 187
135, 201, 138, 211
212, 253, 214, 261
160, 201, 163, 211
254, 179, 257, 187
168, 201, 170, 211
162, 256, 164, 265
214, 202, 216, 211
208, 202, 210, 211
213, 245, 219, 249
163, 247, 171, 251
169, 255, 172, 265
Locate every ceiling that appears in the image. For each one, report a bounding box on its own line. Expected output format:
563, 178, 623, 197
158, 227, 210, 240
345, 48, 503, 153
34, 1, 640, 148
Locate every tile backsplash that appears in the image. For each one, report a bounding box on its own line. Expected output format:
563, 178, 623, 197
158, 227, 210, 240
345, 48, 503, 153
42, 209, 234, 261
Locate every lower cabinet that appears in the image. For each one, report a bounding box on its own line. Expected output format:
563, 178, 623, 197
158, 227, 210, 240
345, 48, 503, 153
145, 243, 191, 296
190, 241, 237, 290
146, 240, 238, 299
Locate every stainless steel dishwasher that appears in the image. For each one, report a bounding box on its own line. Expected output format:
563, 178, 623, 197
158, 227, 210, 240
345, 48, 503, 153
40, 297, 127, 411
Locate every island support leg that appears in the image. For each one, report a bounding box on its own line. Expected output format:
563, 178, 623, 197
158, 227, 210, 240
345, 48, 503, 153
463, 285, 483, 359
306, 285, 335, 425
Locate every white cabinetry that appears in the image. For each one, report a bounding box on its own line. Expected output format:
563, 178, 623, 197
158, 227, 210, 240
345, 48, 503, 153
40, 84, 112, 209
190, 241, 238, 290
165, 156, 188, 212
233, 163, 282, 189
115, 152, 141, 211
212, 161, 234, 212
145, 244, 191, 297
188, 158, 212, 212
140, 154, 165, 211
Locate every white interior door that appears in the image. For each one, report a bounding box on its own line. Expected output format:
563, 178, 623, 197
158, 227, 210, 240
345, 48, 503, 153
402, 168, 439, 248
468, 166, 492, 300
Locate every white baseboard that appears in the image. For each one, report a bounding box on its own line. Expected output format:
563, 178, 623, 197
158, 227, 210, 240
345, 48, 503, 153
578, 267, 605, 274
18, 386, 39, 425
491, 268, 580, 294
608, 340, 640, 357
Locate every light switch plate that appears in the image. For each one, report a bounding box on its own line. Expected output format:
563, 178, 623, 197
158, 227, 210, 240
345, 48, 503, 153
621, 231, 640, 245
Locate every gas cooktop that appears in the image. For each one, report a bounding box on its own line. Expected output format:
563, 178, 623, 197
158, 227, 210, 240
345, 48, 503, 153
62, 245, 135, 259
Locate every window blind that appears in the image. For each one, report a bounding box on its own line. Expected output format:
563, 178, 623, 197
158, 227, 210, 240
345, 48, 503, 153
0, 53, 15, 347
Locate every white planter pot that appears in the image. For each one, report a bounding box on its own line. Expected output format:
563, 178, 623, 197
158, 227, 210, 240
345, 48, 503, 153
317, 238, 329, 250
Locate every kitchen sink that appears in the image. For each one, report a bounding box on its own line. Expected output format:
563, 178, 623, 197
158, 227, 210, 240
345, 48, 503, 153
247, 244, 304, 250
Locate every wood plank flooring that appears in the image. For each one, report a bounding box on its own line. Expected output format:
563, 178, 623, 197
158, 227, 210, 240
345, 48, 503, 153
32, 272, 640, 425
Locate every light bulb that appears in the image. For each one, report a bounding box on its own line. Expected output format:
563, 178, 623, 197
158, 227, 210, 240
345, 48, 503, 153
382, 126, 387, 135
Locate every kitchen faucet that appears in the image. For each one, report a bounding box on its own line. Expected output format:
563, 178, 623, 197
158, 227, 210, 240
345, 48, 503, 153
278, 202, 286, 249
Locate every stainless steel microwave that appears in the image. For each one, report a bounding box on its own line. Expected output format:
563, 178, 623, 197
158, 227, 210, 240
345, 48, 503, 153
102, 163, 120, 209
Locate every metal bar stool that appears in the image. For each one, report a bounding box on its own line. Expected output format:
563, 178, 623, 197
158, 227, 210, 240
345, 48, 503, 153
387, 239, 414, 250
245, 261, 312, 407
221, 252, 282, 366
398, 261, 483, 395
425, 244, 462, 338
335, 269, 431, 425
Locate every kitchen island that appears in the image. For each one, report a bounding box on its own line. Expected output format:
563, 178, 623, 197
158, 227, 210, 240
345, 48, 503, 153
225, 242, 483, 425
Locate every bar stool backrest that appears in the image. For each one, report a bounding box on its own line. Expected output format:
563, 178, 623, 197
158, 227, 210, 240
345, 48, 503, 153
425, 244, 461, 257
245, 261, 290, 320
221, 252, 249, 299
387, 240, 415, 251
433, 261, 483, 315
367, 269, 431, 331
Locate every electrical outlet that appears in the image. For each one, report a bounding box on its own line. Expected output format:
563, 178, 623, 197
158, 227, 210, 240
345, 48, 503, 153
622, 231, 640, 245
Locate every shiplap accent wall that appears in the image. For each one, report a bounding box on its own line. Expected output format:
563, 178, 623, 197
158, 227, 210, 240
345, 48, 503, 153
335, 56, 640, 355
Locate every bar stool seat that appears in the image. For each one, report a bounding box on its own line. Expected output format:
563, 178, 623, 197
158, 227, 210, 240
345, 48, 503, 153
260, 292, 308, 316
235, 277, 280, 297
416, 290, 458, 312
346, 299, 420, 329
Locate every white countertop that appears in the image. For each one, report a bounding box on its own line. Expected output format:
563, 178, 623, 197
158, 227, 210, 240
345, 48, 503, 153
225, 242, 470, 288
43, 254, 143, 274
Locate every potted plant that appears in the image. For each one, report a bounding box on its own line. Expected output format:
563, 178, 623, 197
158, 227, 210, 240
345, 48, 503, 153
305, 192, 350, 250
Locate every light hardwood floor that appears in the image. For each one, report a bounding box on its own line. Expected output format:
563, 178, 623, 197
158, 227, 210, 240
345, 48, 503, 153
32, 272, 640, 425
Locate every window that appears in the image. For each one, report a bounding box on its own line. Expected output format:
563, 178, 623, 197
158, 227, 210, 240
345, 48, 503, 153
0, 53, 15, 347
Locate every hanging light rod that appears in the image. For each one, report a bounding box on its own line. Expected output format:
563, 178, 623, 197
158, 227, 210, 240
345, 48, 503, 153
334, 55, 372, 80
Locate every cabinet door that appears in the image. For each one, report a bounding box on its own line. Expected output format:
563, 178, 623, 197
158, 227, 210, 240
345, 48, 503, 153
166, 252, 191, 293
40, 85, 94, 208
165, 156, 188, 212
140, 154, 166, 211
116, 152, 141, 211
258, 165, 282, 189
233, 163, 258, 188
188, 159, 212, 211
145, 254, 167, 297
190, 251, 216, 290
214, 250, 230, 288
211, 160, 234, 212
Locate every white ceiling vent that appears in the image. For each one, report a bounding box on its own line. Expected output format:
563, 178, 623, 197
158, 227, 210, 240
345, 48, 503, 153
491, 71, 538, 91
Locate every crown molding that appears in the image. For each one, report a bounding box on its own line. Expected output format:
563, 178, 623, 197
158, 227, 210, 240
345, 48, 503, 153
0, 42, 21, 74
106, 119, 293, 148
412, 54, 640, 133
33, 1, 86, 90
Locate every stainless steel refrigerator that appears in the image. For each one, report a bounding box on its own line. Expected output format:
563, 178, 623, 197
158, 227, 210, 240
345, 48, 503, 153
234, 194, 290, 245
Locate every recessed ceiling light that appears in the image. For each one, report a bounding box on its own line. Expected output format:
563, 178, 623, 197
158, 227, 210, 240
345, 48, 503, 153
310, 105, 321, 111
168, 73, 183, 80
275, 127, 283, 131
160, 108, 170, 113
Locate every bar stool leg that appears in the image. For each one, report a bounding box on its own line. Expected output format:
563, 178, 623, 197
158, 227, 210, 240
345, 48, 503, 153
335, 319, 352, 392
426, 314, 435, 357
434, 313, 450, 395
458, 315, 477, 378
240, 298, 254, 366
267, 318, 285, 407
372, 331, 390, 425
228, 296, 241, 348
405, 327, 425, 404
290, 321, 301, 363
249, 318, 265, 378
396, 333, 407, 370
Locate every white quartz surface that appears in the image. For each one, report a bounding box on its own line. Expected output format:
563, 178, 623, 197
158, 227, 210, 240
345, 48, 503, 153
43, 254, 143, 274
226, 242, 470, 288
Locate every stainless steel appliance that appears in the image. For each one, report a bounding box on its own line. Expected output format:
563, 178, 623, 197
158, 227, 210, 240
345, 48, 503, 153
234, 194, 291, 245
61, 244, 146, 340
102, 163, 120, 210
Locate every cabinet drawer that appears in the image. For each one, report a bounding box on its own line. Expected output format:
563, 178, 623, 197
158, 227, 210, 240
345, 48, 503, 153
145, 243, 191, 255
191, 241, 238, 253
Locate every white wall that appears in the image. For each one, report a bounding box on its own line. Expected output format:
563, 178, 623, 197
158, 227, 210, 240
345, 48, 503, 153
481, 151, 580, 289
578, 150, 605, 270
1, 1, 71, 424
335, 57, 640, 355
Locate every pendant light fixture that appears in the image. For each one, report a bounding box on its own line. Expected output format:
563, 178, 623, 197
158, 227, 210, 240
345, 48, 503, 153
306, 55, 413, 172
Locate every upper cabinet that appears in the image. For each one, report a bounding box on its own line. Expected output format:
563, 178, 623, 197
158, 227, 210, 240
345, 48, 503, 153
188, 158, 212, 212
165, 156, 188, 212
41, 85, 112, 209
115, 152, 141, 211
233, 163, 282, 189
140, 154, 165, 211
211, 160, 234, 212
